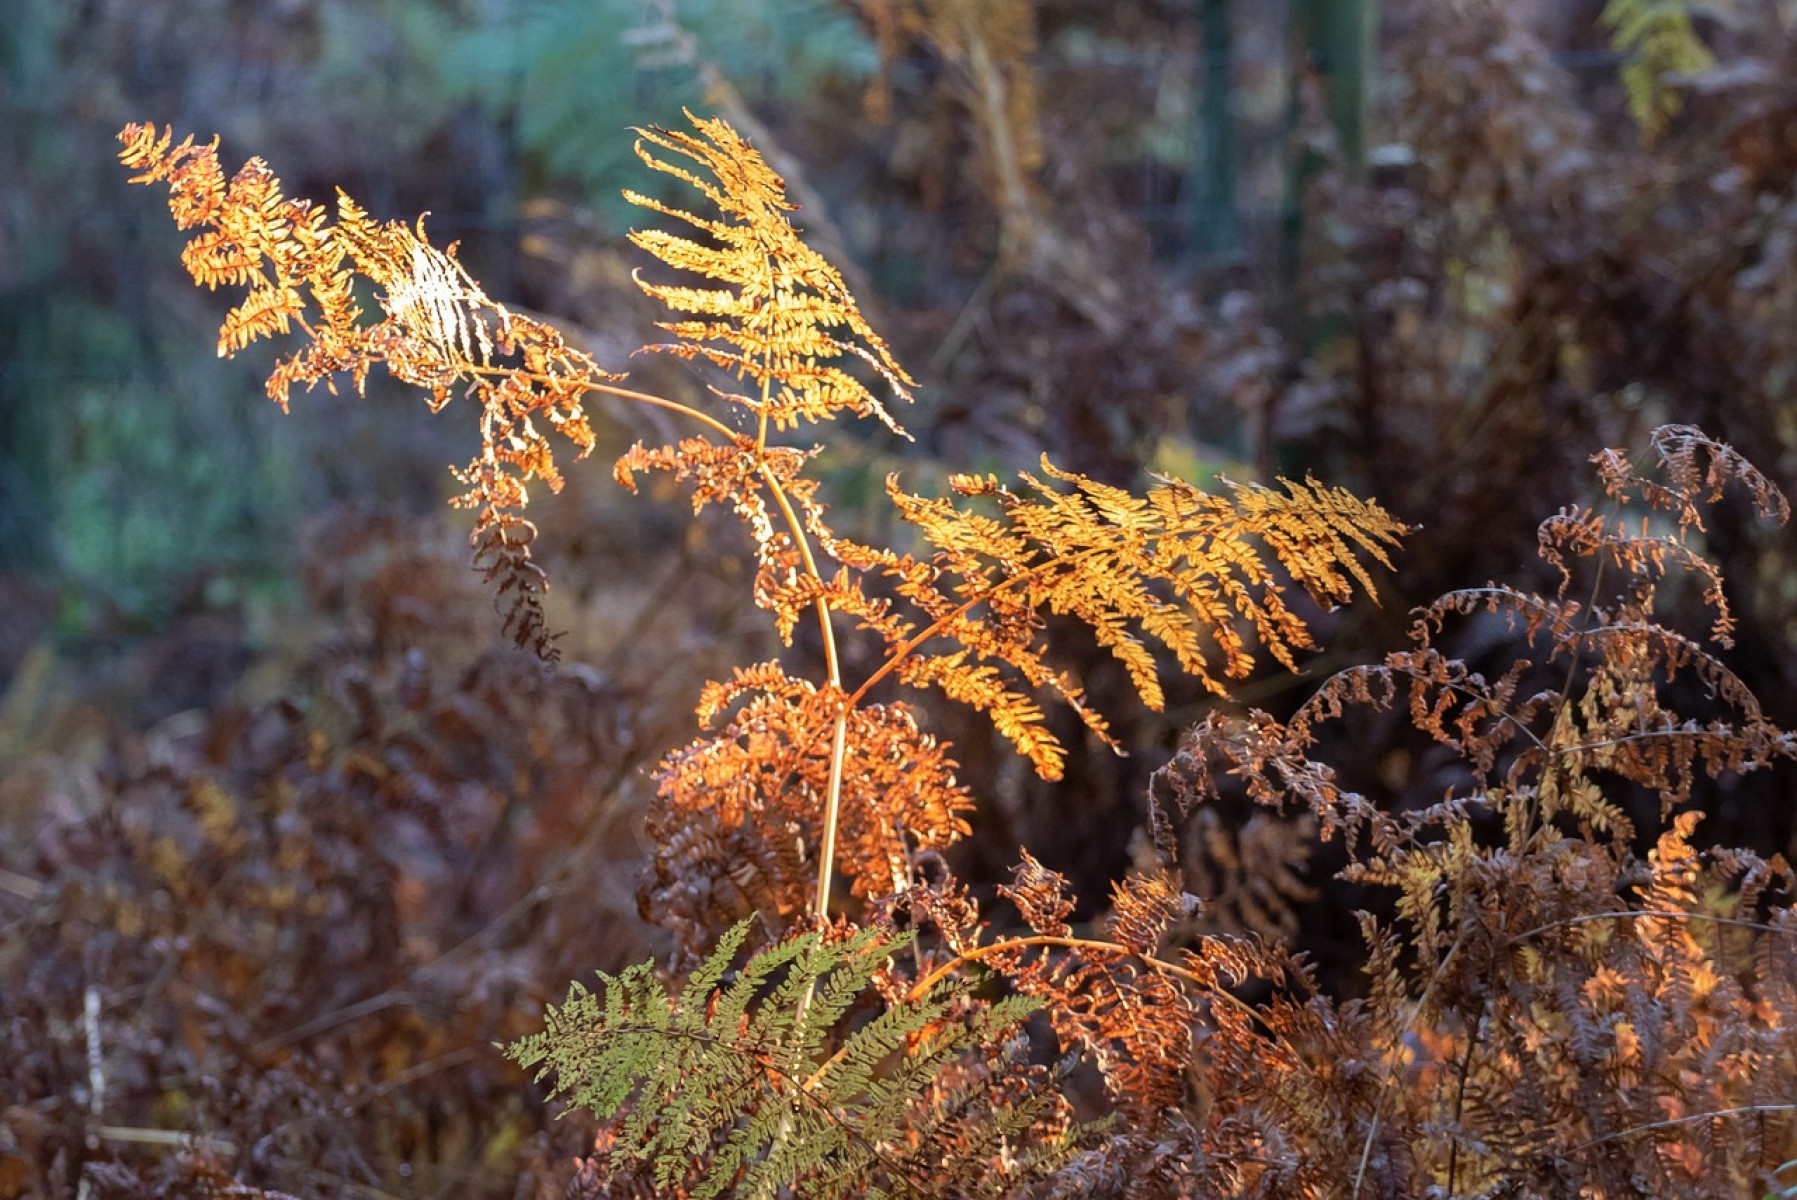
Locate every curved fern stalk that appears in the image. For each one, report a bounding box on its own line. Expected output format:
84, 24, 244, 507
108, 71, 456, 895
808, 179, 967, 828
505, 920, 1084, 1198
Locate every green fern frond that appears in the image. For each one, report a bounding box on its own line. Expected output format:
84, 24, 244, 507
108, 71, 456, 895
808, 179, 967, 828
507, 920, 1082, 1198
1600, 0, 1718, 140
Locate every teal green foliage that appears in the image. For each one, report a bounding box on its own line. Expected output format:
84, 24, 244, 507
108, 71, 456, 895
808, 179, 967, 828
39, 301, 299, 625
506, 921, 1083, 1198
443, 0, 875, 223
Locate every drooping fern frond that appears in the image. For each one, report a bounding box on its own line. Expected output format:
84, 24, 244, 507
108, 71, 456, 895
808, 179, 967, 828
506, 919, 1081, 1198
1600, 0, 1719, 141
119, 122, 619, 657
835, 463, 1408, 779
626, 111, 915, 438
873, 847, 1341, 1151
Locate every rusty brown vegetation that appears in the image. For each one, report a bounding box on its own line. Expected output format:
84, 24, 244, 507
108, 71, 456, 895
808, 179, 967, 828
39, 107, 1793, 1199
8, 6, 1797, 1194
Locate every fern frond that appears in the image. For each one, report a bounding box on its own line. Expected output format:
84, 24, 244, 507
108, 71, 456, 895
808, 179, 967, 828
1600, 0, 1717, 141
852, 461, 1407, 777
977, 857, 1202, 1119
508, 920, 1079, 1198
1593, 423, 1791, 530
119, 122, 620, 658
626, 111, 915, 437
1156, 426, 1797, 1196
642, 665, 975, 947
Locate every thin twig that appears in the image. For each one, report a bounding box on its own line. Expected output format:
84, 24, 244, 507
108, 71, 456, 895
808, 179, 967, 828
1508, 909, 1796, 944
1568, 1104, 1797, 1155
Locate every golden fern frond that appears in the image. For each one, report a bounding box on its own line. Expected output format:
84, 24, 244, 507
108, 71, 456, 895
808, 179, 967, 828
642, 663, 975, 955
852, 460, 1406, 778
626, 112, 914, 437
119, 126, 332, 358
507, 920, 1080, 1199
1600, 0, 1718, 141
975, 856, 1199, 1119
613, 435, 834, 640
119, 122, 618, 658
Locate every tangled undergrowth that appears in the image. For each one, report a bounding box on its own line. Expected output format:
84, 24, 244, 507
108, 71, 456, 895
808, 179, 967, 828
3, 101, 1794, 1198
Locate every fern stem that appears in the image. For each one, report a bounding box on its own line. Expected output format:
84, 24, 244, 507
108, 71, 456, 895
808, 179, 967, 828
746, 427, 849, 920
1445, 997, 1486, 1195
843, 537, 1133, 714
813, 710, 851, 919
899, 934, 1281, 1040
1351, 928, 1466, 1200
1525, 555, 1609, 851
579, 376, 743, 442
456, 366, 743, 442
1507, 909, 1797, 943
1568, 1104, 1797, 1156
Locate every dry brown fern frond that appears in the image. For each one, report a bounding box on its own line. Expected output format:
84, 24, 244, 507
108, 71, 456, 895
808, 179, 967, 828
632, 657, 970, 955
1000, 863, 1199, 1120
862, 850, 1343, 1145
638, 661, 974, 956
119, 122, 619, 658
1156, 425, 1797, 1196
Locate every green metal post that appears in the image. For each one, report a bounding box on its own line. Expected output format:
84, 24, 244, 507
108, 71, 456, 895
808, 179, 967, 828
1190, 0, 1237, 261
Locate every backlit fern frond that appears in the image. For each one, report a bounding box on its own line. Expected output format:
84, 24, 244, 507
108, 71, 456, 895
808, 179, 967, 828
1600, 0, 1718, 141
880, 853, 1326, 1135
119, 122, 618, 657
626, 112, 914, 437
506, 920, 1079, 1198
640, 663, 974, 956
990, 859, 1200, 1119
613, 435, 833, 638
841, 461, 1406, 778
